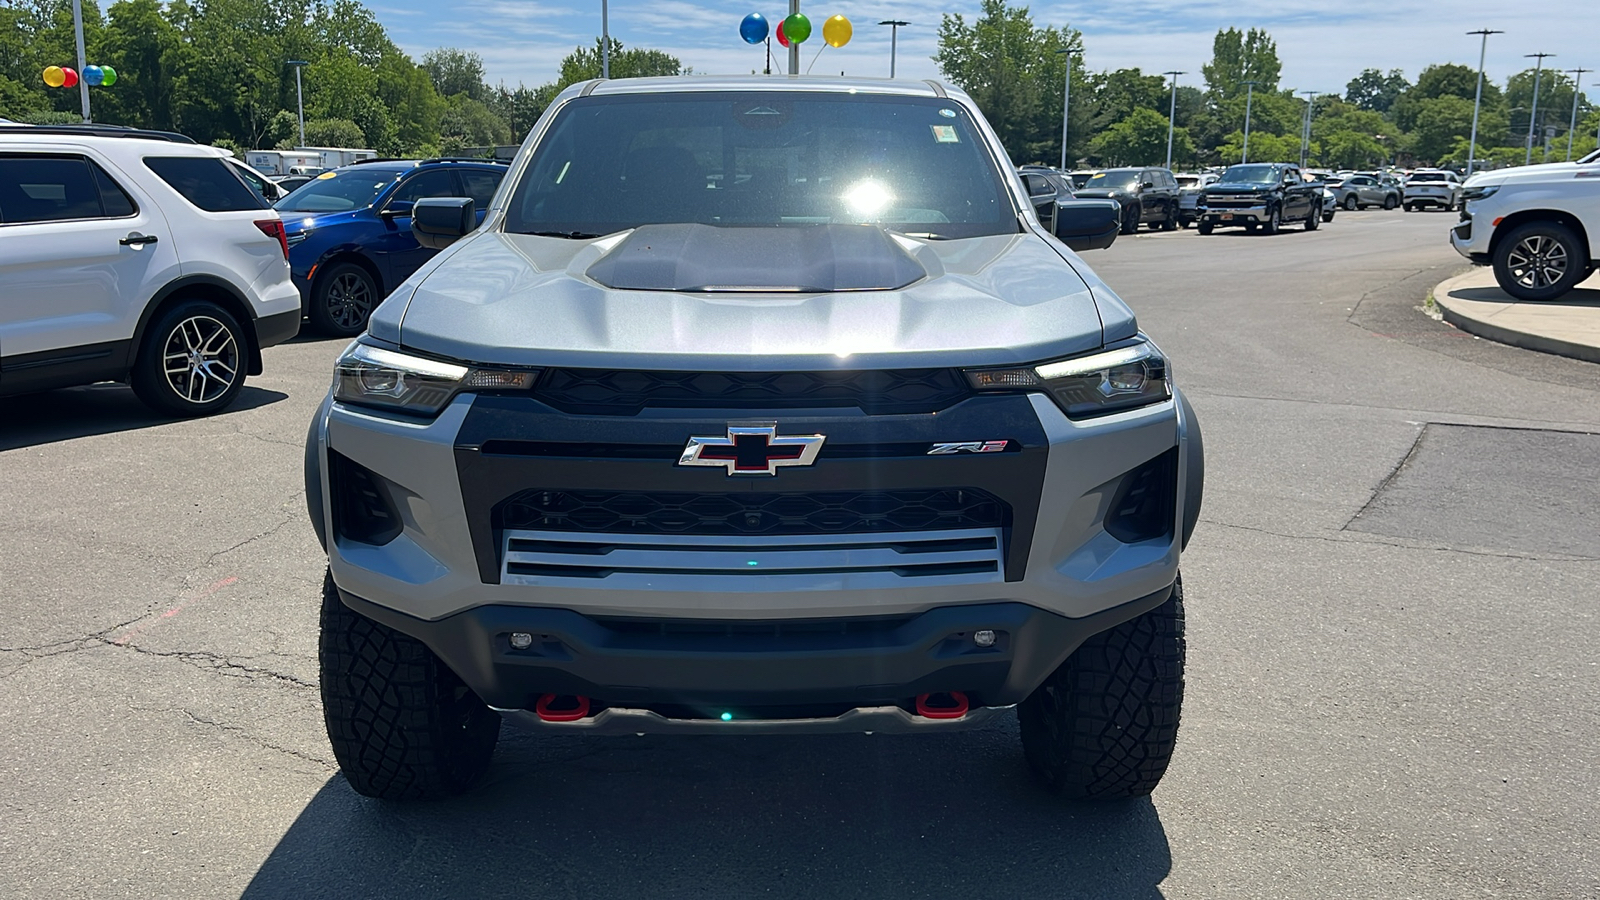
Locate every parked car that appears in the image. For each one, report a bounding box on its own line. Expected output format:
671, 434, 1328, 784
275, 158, 508, 336
227, 157, 286, 202
0, 124, 299, 414
1403, 169, 1463, 212
1067, 169, 1100, 189
271, 174, 315, 194
1174, 172, 1218, 228
1018, 164, 1121, 251
1451, 149, 1600, 301
1076, 166, 1181, 233
306, 75, 1203, 802
1333, 173, 1401, 210
1196, 162, 1323, 234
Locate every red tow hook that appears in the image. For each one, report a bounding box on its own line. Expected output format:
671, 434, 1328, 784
915, 692, 969, 719
535, 694, 591, 722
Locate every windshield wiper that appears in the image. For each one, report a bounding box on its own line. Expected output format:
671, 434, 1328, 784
523, 230, 602, 239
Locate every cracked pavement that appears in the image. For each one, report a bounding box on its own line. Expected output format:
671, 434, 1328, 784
2, 211, 1597, 898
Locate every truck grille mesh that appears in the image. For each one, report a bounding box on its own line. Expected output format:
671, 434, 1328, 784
530, 367, 972, 415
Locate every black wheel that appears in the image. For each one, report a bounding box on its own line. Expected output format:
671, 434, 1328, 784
1304, 202, 1320, 231
1493, 220, 1590, 302
1322, 207, 1336, 223
1403, 203, 1414, 212
311, 262, 379, 337
131, 301, 247, 417
1261, 205, 1280, 235
1019, 578, 1186, 799
1344, 195, 1358, 211
1119, 204, 1140, 235
1196, 221, 1213, 235
1178, 217, 1193, 229
1160, 203, 1179, 231
320, 570, 501, 799
1383, 194, 1398, 210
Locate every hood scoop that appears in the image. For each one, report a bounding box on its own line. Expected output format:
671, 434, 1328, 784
585, 223, 927, 293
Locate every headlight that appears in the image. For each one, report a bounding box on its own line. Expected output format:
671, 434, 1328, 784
1461, 185, 1499, 202
964, 342, 1171, 419
333, 342, 538, 416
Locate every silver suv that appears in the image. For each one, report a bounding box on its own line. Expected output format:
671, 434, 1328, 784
306, 78, 1204, 801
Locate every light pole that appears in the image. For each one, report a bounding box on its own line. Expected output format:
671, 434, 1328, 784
1057, 47, 1082, 171
1240, 80, 1261, 163
1465, 29, 1501, 177
286, 60, 308, 148
1525, 52, 1554, 165
1299, 90, 1319, 168
878, 20, 908, 78
1566, 67, 1590, 160
788, 0, 800, 75
601, 0, 609, 78
1164, 71, 1184, 169
70, 0, 89, 121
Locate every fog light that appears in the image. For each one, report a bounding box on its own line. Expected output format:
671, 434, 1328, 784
974, 629, 996, 648
509, 632, 533, 650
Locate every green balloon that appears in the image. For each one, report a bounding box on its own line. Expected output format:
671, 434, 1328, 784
782, 13, 811, 43
100, 66, 117, 86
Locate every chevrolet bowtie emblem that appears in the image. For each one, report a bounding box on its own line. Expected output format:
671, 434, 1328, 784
679, 424, 826, 476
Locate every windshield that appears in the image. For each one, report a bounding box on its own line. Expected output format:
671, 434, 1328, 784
1219, 164, 1280, 185
502, 92, 1015, 240
274, 169, 398, 213
1175, 175, 1199, 188
1088, 171, 1141, 189
1409, 172, 1448, 182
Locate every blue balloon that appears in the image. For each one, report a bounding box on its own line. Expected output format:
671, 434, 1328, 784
83, 65, 103, 86
739, 12, 768, 44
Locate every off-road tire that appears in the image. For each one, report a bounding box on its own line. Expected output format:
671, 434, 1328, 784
1196, 221, 1213, 235
319, 570, 501, 799
1492, 220, 1590, 302
1344, 194, 1358, 211
311, 262, 379, 337
1019, 578, 1186, 799
131, 300, 247, 417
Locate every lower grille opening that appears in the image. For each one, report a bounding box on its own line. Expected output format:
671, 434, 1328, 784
1104, 448, 1178, 544
329, 450, 402, 545
506, 559, 997, 580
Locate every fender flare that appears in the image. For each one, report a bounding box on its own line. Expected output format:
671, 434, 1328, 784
130, 274, 264, 376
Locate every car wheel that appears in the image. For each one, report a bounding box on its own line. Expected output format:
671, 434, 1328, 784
1322, 208, 1336, 223
320, 569, 501, 799
1178, 217, 1192, 229
1403, 203, 1413, 212
130, 301, 247, 417
1383, 194, 1398, 210
311, 262, 379, 337
1019, 577, 1185, 799
1119, 204, 1140, 235
1196, 221, 1213, 235
1493, 220, 1590, 302
1344, 195, 1358, 211
1262, 205, 1280, 235
1160, 203, 1179, 231
1304, 203, 1320, 231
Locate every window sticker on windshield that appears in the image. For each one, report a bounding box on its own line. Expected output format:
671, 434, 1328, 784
931, 125, 960, 143
316, 171, 337, 179
939, 108, 957, 118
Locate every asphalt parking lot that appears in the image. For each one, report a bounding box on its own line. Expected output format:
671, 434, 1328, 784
3, 209, 1598, 899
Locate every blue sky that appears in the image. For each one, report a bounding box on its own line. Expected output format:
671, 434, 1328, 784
371, 0, 1600, 100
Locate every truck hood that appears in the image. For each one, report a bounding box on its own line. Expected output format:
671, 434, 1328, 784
377, 227, 1133, 371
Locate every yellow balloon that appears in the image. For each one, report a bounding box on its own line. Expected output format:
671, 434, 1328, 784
823, 14, 852, 48
43, 65, 65, 88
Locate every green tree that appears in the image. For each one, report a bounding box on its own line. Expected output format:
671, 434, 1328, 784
1217, 130, 1300, 165
438, 94, 509, 148
1202, 27, 1281, 101
1408, 95, 1477, 163
1345, 68, 1409, 112
1506, 68, 1581, 154
555, 37, 681, 84
1090, 106, 1193, 166
422, 47, 486, 100
301, 116, 364, 147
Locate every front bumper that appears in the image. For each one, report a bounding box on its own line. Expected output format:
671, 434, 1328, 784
1200, 204, 1270, 223
1450, 205, 1492, 261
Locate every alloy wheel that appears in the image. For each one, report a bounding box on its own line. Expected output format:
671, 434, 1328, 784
326, 272, 374, 331
1507, 234, 1569, 290
161, 315, 239, 405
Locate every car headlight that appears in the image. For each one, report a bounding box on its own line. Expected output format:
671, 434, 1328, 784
1460, 185, 1499, 202
963, 342, 1171, 419
333, 342, 537, 416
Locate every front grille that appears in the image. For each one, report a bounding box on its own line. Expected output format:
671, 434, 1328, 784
500, 528, 1005, 586
497, 488, 1009, 535
530, 367, 972, 415
1203, 197, 1260, 209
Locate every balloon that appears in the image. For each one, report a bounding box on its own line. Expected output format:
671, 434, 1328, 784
43, 66, 65, 88
782, 13, 811, 43
61, 67, 78, 88
823, 14, 852, 48
775, 20, 788, 47
739, 12, 768, 45
100, 66, 117, 86
84, 65, 103, 86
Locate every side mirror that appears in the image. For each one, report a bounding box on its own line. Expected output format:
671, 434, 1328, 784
1024, 174, 1054, 198
1141, 181, 1154, 189
379, 199, 415, 219
411, 197, 475, 250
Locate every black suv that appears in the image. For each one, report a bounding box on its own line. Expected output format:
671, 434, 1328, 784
1075, 167, 1180, 234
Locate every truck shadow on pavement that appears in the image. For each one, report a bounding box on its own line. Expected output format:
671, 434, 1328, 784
0, 384, 287, 451
1451, 285, 1600, 307
242, 726, 1172, 899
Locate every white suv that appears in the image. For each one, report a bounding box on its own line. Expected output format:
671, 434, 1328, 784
1403, 169, 1462, 211
1452, 151, 1600, 301
0, 125, 300, 415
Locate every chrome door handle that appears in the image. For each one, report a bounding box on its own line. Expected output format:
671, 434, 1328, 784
119, 233, 159, 246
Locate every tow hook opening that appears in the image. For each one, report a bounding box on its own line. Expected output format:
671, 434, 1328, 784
914, 692, 970, 719
535, 693, 591, 722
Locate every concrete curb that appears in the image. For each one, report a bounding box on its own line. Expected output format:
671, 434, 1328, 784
1433, 268, 1600, 365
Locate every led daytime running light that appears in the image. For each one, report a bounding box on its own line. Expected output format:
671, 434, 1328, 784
1035, 345, 1150, 380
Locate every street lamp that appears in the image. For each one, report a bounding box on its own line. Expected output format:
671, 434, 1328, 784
1566, 67, 1590, 161
69, 0, 89, 121
787, 1, 800, 75
1240, 80, 1261, 163
601, 0, 609, 79
1299, 90, 1320, 168
1465, 29, 1501, 177
878, 20, 909, 79
1163, 71, 1184, 169
1525, 52, 1554, 165
1057, 47, 1082, 171
286, 60, 308, 148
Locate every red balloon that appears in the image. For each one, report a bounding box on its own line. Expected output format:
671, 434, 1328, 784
776, 20, 789, 47
61, 67, 79, 88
